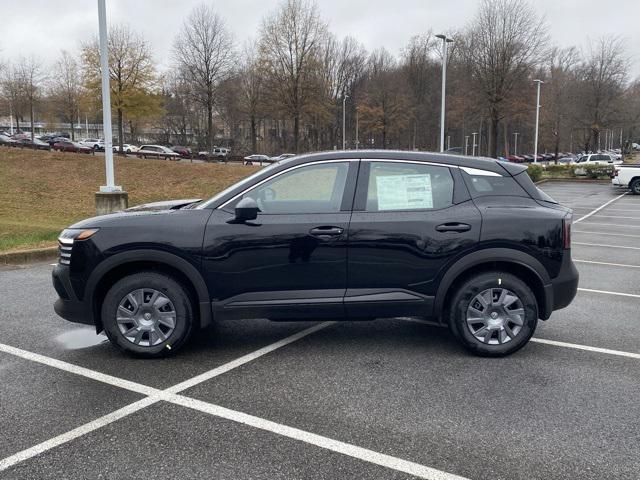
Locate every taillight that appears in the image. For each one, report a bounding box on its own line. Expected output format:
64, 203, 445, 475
563, 215, 572, 249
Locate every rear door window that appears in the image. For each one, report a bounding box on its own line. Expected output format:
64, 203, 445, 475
461, 171, 528, 198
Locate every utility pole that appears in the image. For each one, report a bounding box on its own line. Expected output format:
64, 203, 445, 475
95, 0, 127, 214
9, 103, 13, 135
472, 132, 478, 156
355, 107, 359, 150
447, 135, 450, 151
533, 79, 544, 163
464, 136, 469, 155
436, 34, 453, 153
514, 132, 519, 156
342, 95, 349, 150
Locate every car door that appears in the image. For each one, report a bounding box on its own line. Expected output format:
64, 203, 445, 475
202, 160, 359, 320
345, 159, 481, 319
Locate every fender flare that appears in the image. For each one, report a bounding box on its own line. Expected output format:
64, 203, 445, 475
87, 249, 211, 329
434, 247, 552, 320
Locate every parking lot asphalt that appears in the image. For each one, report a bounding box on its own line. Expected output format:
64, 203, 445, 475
0, 181, 638, 479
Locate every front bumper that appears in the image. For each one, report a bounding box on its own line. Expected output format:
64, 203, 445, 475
52, 264, 94, 325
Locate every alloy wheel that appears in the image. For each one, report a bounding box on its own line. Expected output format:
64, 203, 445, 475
466, 288, 525, 345
116, 288, 176, 347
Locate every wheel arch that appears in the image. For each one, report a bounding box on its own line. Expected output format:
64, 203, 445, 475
435, 248, 552, 323
88, 250, 211, 333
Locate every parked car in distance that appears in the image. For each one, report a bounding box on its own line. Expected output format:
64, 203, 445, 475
243, 154, 271, 165
171, 146, 192, 158
53, 139, 93, 154
15, 137, 51, 150
79, 138, 106, 150
0, 134, 17, 146
52, 150, 578, 358
576, 153, 620, 165
137, 145, 180, 160
198, 148, 231, 161
114, 144, 139, 154
269, 153, 296, 162
507, 155, 525, 163
612, 165, 640, 194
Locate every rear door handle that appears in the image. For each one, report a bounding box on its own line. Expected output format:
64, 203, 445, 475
435, 223, 471, 233
309, 226, 344, 237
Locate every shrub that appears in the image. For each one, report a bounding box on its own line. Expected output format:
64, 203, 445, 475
527, 164, 544, 182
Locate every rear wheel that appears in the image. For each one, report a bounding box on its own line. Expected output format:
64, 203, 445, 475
448, 272, 538, 357
630, 178, 640, 195
101, 271, 194, 358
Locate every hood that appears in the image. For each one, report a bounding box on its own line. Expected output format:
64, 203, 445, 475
125, 199, 201, 212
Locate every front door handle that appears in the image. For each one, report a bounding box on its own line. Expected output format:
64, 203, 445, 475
435, 222, 471, 233
309, 226, 344, 237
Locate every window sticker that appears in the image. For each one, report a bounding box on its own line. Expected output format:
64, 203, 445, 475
375, 174, 433, 210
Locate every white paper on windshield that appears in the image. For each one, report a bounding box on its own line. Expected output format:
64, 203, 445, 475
376, 174, 433, 210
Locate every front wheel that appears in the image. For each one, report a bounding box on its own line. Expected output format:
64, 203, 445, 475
630, 178, 640, 195
101, 271, 194, 358
448, 272, 538, 357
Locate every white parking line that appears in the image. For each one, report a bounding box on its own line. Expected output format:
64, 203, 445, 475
171, 395, 469, 480
573, 242, 640, 250
530, 338, 640, 359
573, 192, 628, 224
574, 259, 640, 269
577, 222, 640, 228
591, 215, 640, 220
573, 231, 640, 238
578, 288, 640, 299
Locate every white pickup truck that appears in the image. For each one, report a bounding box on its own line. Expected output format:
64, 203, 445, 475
612, 165, 640, 194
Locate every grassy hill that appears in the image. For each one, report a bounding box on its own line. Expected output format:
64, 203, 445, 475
0, 148, 258, 252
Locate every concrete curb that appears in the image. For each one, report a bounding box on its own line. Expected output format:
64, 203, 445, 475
0, 247, 58, 265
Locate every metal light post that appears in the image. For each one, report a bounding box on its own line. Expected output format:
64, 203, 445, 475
95, 0, 127, 214
471, 132, 478, 156
9, 103, 13, 135
514, 132, 519, 156
464, 136, 469, 155
533, 79, 544, 163
355, 107, 359, 150
342, 95, 349, 150
436, 34, 454, 153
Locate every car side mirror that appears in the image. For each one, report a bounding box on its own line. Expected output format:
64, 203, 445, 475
229, 197, 260, 223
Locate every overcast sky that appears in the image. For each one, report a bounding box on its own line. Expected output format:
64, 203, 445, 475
2, 0, 639, 76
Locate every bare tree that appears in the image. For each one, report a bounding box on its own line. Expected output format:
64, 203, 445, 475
462, 0, 548, 157
50, 51, 83, 140
173, 4, 235, 152
15, 56, 44, 140
238, 41, 266, 153
82, 25, 158, 153
259, 0, 327, 152
1, 62, 26, 132
574, 36, 628, 151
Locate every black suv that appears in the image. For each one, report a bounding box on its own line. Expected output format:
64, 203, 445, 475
52, 151, 578, 357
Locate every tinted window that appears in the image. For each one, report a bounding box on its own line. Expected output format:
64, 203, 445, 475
242, 162, 349, 214
365, 162, 454, 211
462, 171, 528, 198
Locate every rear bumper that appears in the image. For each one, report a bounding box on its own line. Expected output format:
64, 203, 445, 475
544, 254, 579, 318
52, 264, 94, 326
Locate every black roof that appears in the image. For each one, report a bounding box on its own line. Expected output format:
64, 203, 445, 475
280, 150, 527, 176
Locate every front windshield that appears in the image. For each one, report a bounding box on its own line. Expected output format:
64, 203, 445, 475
196, 162, 281, 209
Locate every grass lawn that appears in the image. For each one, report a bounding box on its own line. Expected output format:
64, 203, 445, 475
0, 148, 259, 252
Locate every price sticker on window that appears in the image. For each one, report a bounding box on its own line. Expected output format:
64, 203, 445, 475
376, 174, 433, 210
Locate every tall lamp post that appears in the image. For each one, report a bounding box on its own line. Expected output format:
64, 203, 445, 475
533, 79, 544, 163
464, 135, 469, 155
471, 132, 478, 156
95, 0, 127, 214
514, 132, 519, 156
436, 34, 454, 153
342, 95, 349, 150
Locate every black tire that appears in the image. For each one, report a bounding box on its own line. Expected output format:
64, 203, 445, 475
630, 178, 640, 195
101, 271, 194, 358
448, 271, 538, 357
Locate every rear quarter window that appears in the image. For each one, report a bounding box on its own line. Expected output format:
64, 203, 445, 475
462, 171, 528, 198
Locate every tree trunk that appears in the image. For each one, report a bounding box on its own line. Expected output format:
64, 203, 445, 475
207, 101, 214, 152
70, 117, 75, 141
30, 103, 35, 141
117, 108, 125, 156
490, 110, 499, 159
250, 115, 257, 153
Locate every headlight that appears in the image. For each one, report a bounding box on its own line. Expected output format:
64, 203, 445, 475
58, 228, 99, 245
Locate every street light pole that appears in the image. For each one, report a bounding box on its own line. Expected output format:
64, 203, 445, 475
472, 132, 477, 156
533, 79, 544, 163
9, 103, 13, 135
95, 0, 127, 214
355, 107, 359, 150
464, 135, 469, 155
436, 34, 453, 153
514, 132, 519, 156
342, 95, 349, 150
